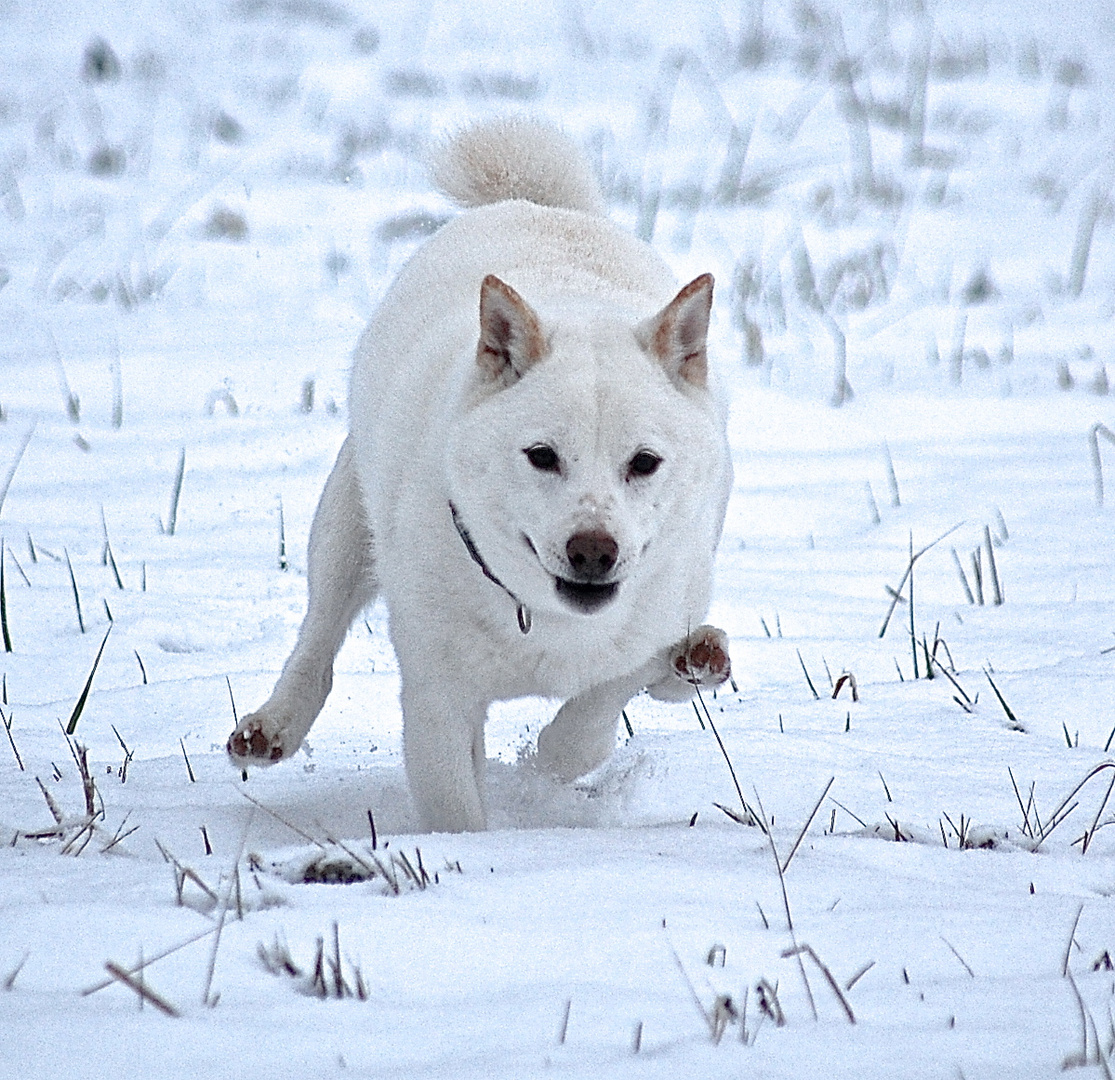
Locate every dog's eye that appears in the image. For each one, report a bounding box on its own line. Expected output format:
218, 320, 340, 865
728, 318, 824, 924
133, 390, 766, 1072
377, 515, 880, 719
627, 450, 662, 479
524, 444, 561, 473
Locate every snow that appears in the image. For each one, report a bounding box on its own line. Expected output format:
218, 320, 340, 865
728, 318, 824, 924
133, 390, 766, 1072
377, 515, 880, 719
1, 0, 1115, 1075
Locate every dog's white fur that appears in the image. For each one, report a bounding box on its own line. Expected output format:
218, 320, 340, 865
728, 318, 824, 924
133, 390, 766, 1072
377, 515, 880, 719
228, 117, 732, 832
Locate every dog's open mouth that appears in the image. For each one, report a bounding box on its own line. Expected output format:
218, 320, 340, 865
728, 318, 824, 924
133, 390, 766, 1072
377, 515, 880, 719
555, 577, 619, 613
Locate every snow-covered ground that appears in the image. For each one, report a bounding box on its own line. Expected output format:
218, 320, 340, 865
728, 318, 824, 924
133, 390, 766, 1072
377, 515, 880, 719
1, 1, 1114, 1076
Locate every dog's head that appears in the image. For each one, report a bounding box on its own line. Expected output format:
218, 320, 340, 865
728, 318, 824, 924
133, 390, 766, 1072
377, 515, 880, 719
447, 273, 729, 620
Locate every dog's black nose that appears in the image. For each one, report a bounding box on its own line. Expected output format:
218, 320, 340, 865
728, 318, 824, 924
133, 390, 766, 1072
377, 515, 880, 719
566, 531, 618, 581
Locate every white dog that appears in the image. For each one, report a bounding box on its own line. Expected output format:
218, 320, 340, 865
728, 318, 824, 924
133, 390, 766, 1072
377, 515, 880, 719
228, 117, 733, 832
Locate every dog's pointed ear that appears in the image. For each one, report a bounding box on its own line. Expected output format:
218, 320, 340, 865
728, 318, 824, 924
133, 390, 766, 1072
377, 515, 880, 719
477, 275, 548, 385
637, 273, 714, 389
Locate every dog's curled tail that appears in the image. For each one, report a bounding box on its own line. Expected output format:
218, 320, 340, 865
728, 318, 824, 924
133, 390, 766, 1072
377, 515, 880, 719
430, 116, 606, 216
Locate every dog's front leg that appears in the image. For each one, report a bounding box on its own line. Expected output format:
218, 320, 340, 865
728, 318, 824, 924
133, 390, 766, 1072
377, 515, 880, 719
228, 436, 377, 764
402, 679, 489, 833
537, 626, 732, 782
536, 670, 648, 782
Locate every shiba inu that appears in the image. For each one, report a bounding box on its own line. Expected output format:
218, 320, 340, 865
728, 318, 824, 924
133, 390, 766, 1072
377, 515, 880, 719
228, 116, 733, 831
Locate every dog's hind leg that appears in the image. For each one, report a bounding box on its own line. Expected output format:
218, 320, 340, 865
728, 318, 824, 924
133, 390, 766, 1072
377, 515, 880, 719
228, 435, 377, 764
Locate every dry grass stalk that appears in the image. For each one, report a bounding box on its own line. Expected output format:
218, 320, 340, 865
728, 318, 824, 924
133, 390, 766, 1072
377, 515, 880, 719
1, 705, 23, 770
694, 684, 749, 817
781, 777, 834, 874
940, 936, 975, 978
755, 977, 785, 1027
0, 540, 11, 653
983, 669, 1022, 730
796, 649, 820, 699
84, 927, 219, 997
0, 425, 34, 518
753, 789, 817, 1020
984, 524, 1003, 605
3, 954, 28, 991
844, 960, 875, 991
104, 961, 181, 1017
162, 448, 186, 536
780, 944, 855, 1023
179, 737, 196, 783
1090, 423, 1115, 506
879, 523, 963, 638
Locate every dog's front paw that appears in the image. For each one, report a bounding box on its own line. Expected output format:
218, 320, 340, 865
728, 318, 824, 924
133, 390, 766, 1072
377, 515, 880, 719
647, 625, 731, 702
227, 711, 291, 764
672, 624, 731, 686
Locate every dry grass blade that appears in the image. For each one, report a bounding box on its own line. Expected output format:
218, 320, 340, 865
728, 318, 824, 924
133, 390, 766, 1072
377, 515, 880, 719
1036, 763, 1115, 850
927, 651, 973, 706
3, 953, 29, 991
104, 961, 181, 1017
844, 960, 875, 991
1091, 423, 1115, 507
238, 789, 322, 847
1081, 770, 1115, 854
796, 649, 820, 699
1008, 767, 1035, 838
781, 776, 834, 874
1, 540, 11, 653
179, 737, 196, 783
694, 684, 748, 818
951, 547, 975, 605
163, 448, 186, 536
35, 776, 64, 824
84, 927, 219, 996
63, 548, 85, 634
828, 797, 867, 829
781, 944, 856, 1023
754, 789, 817, 1020
66, 625, 111, 735
983, 669, 1021, 730
984, 524, 1003, 605
941, 936, 975, 978
0, 426, 33, 518
664, 926, 714, 1038
201, 806, 256, 1006
1062, 969, 1113, 1077
2, 705, 24, 770
879, 523, 964, 637
884, 442, 901, 507
714, 800, 765, 831
1063, 904, 1085, 978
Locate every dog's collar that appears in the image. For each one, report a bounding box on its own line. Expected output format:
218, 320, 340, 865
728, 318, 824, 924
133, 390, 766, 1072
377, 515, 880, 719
449, 502, 532, 634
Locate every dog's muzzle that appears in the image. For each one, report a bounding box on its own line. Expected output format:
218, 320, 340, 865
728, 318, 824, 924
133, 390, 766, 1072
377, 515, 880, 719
555, 530, 621, 613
